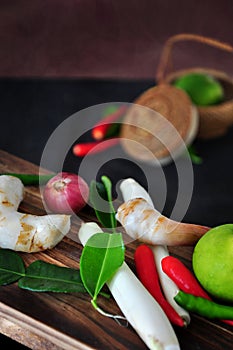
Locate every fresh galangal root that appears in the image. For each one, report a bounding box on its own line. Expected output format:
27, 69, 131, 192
0, 175, 70, 252
116, 197, 209, 246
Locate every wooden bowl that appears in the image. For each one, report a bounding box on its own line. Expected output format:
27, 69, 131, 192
120, 84, 199, 165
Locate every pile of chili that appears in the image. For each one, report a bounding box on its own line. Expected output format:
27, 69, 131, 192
73, 105, 125, 157
162, 255, 233, 326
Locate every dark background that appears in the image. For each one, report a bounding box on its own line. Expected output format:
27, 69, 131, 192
0, 0, 232, 348
0, 77, 233, 229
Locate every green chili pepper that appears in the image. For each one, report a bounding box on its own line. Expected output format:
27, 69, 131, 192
174, 291, 233, 320
1, 173, 55, 185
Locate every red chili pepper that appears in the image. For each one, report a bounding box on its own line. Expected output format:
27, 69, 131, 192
223, 319, 233, 326
73, 138, 119, 157
161, 256, 233, 326
161, 256, 211, 299
134, 244, 185, 327
92, 105, 127, 140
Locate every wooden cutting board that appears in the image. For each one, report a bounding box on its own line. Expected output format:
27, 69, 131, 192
0, 149, 232, 350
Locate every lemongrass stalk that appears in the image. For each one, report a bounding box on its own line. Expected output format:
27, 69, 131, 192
152, 245, 190, 326
78, 222, 180, 350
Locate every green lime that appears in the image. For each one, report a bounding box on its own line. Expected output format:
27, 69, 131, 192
173, 73, 224, 106
192, 224, 233, 303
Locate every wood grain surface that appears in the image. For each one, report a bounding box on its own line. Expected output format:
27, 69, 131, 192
0, 149, 232, 350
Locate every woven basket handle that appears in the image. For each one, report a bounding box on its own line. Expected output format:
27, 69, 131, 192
156, 33, 233, 83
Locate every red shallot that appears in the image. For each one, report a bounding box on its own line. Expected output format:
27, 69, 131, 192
43, 172, 89, 214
